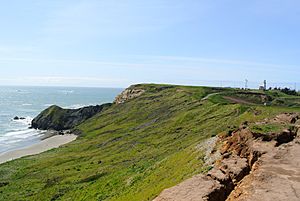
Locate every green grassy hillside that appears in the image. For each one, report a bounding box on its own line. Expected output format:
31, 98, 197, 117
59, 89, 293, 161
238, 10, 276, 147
0, 84, 299, 201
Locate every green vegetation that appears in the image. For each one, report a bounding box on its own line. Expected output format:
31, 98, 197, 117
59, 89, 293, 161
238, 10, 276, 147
269, 87, 300, 96
249, 123, 286, 134
0, 84, 300, 201
207, 89, 300, 107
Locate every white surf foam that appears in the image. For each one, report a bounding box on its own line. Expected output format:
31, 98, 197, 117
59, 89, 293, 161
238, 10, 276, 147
0, 127, 42, 141
22, 103, 32, 106
59, 90, 74, 94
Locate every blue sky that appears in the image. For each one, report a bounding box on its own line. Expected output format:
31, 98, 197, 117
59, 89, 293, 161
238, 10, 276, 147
0, 0, 300, 88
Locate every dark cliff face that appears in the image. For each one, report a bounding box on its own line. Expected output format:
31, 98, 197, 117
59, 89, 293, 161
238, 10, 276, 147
31, 103, 112, 131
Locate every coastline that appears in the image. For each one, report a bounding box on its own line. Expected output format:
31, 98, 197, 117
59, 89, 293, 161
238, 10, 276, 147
0, 133, 77, 164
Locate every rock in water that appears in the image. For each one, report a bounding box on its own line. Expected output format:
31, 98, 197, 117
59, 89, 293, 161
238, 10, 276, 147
31, 103, 111, 131
13, 116, 26, 120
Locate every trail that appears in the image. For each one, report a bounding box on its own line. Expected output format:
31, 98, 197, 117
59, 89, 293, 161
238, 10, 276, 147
201, 93, 220, 101
223, 96, 256, 105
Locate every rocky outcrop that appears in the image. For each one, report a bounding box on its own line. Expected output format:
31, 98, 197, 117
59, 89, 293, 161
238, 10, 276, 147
114, 86, 145, 104
32, 85, 147, 131
31, 103, 111, 131
227, 134, 300, 201
153, 175, 226, 201
154, 128, 261, 201
154, 113, 300, 201
270, 112, 299, 124
13, 116, 26, 120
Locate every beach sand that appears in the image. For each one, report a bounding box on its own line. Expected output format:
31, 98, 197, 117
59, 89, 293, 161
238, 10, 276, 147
0, 134, 77, 164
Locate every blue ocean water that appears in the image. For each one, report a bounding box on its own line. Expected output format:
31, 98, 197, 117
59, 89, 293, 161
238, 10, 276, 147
0, 86, 123, 153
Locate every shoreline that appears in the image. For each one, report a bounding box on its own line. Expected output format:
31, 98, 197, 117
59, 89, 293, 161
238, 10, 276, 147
0, 134, 77, 164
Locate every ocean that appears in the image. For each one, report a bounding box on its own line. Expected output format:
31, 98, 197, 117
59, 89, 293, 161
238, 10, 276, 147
0, 86, 123, 154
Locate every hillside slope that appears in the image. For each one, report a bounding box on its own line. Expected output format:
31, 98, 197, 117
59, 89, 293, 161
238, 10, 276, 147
0, 84, 300, 201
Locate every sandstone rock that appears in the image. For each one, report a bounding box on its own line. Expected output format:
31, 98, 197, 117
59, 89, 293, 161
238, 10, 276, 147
207, 168, 234, 196
154, 113, 300, 201
114, 88, 145, 104
275, 129, 297, 146
271, 113, 299, 124
153, 175, 226, 201
227, 140, 300, 201
219, 155, 250, 185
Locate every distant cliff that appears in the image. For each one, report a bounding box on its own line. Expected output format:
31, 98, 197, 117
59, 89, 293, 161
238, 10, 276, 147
114, 85, 145, 104
31, 84, 148, 131
31, 103, 111, 131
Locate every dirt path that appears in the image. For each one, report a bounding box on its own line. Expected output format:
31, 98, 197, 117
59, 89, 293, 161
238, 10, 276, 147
202, 93, 257, 105
223, 96, 256, 105
201, 93, 220, 101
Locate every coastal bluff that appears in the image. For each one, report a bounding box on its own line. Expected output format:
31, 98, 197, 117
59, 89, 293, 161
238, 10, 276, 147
1, 84, 300, 201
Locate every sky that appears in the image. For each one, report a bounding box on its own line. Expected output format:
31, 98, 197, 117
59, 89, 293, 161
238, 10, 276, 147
0, 0, 300, 88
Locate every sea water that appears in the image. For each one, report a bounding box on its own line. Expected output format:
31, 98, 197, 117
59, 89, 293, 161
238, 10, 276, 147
0, 86, 123, 153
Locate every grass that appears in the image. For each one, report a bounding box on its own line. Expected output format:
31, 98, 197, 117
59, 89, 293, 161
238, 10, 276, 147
0, 84, 300, 201
249, 123, 286, 134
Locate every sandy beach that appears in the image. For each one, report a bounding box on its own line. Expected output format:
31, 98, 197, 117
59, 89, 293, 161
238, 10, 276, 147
0, 134, 77, 164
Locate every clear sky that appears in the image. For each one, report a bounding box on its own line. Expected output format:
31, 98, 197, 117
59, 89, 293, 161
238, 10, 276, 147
0, 0, 300, 88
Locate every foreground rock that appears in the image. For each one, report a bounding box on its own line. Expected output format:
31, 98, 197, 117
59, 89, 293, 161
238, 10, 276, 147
154, 113, 300, 201
153, 175, 226, 201
154, 129, 261, 201
31, 104, 111, 131
227, 136, 300, 201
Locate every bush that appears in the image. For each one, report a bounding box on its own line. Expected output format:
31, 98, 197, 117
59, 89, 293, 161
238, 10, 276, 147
273, 87, 299, 96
